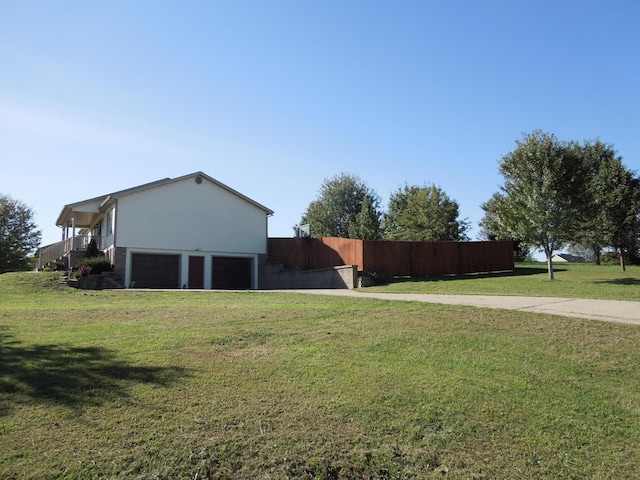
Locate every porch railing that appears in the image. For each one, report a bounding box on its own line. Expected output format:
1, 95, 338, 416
37, 236, 89, 270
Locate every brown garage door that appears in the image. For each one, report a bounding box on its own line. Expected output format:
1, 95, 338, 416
131, 253, 180, 289
212, 256, 252, 290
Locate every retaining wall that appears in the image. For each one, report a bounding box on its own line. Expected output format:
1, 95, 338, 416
259, 263, 358, 289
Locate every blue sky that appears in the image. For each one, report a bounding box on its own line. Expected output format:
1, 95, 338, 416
1, 1, 638, 251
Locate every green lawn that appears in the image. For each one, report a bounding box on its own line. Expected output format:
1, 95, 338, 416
1, 271, 640, 479
365, 262, 640, 301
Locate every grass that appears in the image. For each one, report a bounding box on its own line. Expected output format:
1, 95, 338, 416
364, 262, 640, 301
1, 271, 640, 478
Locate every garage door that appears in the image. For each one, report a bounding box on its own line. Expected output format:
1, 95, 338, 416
131, 253, 180, 289
212, 256, 252, 290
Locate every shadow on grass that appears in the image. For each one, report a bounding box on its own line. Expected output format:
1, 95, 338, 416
389, 267, 566, 283
593, 278, 640, 286
0, 328, 189, 416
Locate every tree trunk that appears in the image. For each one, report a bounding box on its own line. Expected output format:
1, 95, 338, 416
619, 247, 627, 272
545, 247, 555, 280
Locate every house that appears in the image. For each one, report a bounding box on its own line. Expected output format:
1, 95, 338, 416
38, 172, 273, 289
551, 253, 588, 263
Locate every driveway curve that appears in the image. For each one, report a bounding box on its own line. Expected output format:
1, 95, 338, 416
285, 290, 640, 326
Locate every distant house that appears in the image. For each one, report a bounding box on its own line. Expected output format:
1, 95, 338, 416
38, 172, 273, 289
551, 253, 588, 263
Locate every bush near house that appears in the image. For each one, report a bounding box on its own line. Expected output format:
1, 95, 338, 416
77, 256, 112, 275
84, 237, 101, 258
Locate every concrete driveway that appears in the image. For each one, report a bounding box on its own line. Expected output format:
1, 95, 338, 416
287, 290, 640, 326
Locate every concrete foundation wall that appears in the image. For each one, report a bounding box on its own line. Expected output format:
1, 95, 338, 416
259, 263, 358, 289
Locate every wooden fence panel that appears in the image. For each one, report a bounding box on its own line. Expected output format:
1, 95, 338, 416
459, 242, 491, 274
267, 238, 309, 270
362, 241, 411, 276
328, 237, 364, 270
310, 238, 363, 270
410, 242, 434, 276
420, 242, 461, 276
460, 241, 515, 273
491, 240, 515, 272
414, 242, 451, 276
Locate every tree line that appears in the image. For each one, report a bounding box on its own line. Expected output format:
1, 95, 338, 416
297, 173, 470, 243
298, 130, 639, 280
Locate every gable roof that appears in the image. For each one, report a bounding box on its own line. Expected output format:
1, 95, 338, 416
552, 253, 588, 263
56, 171, 273, 228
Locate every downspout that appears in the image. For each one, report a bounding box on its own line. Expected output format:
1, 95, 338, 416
113, 199, 118, 250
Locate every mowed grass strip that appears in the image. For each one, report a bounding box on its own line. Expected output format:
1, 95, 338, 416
1, 272, 639, 479
366, 262, 640, 301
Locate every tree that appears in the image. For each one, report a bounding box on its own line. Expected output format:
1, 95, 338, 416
478, 207, 531, 262
85, 237, 101, 258
480, 131, 589, 279
582, 142, 640, 271
477, 193, 504, 241
298, 173, 383, 239
348, 196, 383, 240
0, 194, 42, 273
384, 184, 469, 241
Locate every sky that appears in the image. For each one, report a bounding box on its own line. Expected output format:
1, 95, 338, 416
1, 1, 639, 253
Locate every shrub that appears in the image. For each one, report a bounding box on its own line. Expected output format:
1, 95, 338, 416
78, 265, 92, 277
84, 238, 103, 258
362, 270, 389, 285
77, 256, 112, 275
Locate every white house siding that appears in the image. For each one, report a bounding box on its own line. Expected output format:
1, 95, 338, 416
115, 176, 268, 253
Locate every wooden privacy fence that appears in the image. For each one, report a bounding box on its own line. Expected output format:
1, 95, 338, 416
267, 237, 514, 277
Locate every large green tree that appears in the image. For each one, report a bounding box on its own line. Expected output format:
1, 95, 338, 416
0, 194, 42, 273
384, 184, 469, 241
581, 141, 640, 271
298, 173, 382, 239
480, 131, 589, 279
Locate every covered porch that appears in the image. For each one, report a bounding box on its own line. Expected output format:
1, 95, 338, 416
37, 196, 114, 270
